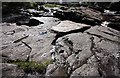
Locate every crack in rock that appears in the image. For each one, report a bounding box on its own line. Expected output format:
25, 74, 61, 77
21, 41, 32, 61
13, 35, 29, 43
90, 36, 104, 77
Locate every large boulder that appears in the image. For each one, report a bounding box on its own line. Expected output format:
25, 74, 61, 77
47, 25, 120, 77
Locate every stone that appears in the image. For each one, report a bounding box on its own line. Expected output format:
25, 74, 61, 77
1, 17, 60, 63
52, 33, 93, 74
27, 18, 44, 26
51, 26, 120, 77
51, 20, 90, 33
70, 64, 100, 77
2, 4, 120, 77
66, 54, 77, 67
1, 63, 25, 77
85, 26, 120, 43
45, 63, 58, 76
1, 42, 31, 62
46, 64, 67, 77
52, 66, 67, 76
54, 6, 103, 25
30, 45, 53, 63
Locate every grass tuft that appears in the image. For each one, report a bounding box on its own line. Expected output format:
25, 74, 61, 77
8, 60, 52, 73
44, 4, 63, 8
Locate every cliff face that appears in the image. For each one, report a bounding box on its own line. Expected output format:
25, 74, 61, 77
1, 2, 120, 78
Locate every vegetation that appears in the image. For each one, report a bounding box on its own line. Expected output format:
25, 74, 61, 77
44, 3, 63, 8
8, 60, 52, 73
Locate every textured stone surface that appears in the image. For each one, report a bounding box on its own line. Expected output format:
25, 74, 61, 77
86, 26, 120, 43
49, 25, 120, 77
1, 17, 60, 62
51, 20, 90, 33
1, 5, 120, 77
1, 63, 25, 77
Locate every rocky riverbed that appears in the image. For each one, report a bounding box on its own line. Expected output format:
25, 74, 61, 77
1, 3, 120, 78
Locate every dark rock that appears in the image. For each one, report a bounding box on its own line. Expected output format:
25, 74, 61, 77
27, 18, 44, 26
54, 6, 103, 26
60, 6, 68, 10
108, 23, 120, 31
2, 14, 30, 23
17, 18, 44, 26
81, 17, 100, 26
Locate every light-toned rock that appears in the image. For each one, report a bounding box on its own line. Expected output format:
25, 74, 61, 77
0, 63, 25, 77
70, 64, 100, 77
85, 26, 120, 43
51, 20, 90, 33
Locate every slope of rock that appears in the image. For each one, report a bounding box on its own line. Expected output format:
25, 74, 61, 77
46, 25, 120, 77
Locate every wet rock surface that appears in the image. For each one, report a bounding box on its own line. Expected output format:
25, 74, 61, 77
1, 3, 120, 78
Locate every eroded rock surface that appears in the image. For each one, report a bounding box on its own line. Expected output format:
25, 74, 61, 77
1, 17, 60, 63
47, 26, 120, 77
1, 4, 120, 78
1, 63, 25, 77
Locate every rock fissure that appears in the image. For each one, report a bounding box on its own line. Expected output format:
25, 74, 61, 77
90, 36, 104, 77
21, 41, 32, 61
13, 35, 29, 43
